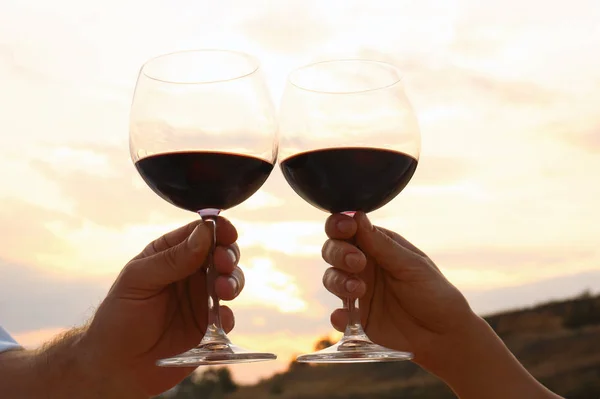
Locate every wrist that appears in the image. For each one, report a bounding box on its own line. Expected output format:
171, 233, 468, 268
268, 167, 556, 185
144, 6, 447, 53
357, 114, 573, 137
417, 309, 485, 377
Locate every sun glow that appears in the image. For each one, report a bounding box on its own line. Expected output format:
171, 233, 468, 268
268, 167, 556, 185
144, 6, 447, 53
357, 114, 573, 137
237, 257, 307, 313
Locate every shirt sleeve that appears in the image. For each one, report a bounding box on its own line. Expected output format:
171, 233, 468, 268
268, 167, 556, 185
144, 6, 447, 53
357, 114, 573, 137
0, 326, 22, 353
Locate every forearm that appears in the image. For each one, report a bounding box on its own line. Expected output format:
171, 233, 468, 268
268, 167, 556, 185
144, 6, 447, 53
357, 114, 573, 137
0, 328, 143, 399
430, 315, 562, 399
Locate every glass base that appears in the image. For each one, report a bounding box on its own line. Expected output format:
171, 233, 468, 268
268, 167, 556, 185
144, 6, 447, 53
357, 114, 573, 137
296, 335, 413, 364
157, 326, 276, 367
157, 343, 277, 367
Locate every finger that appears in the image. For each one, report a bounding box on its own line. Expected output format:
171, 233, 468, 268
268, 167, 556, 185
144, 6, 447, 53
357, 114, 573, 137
322, 239, 367, 273
134, 220, 200, 260
215, 266, 245, 301
214, 243, 239, 275
330, 308, 349, 332
123, 223, 212, 292
220, 305, 235, 333
135, 216, 238, 260
213, 216, 238, 246
322, 268, 366, 299
325, 213, 357, 240
378, 226, 427, 257
354, 212, 429, 280
377, 226, 440, 272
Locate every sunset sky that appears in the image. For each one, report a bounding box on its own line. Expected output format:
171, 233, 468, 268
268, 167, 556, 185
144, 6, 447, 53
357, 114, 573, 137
1, 0, 600, 384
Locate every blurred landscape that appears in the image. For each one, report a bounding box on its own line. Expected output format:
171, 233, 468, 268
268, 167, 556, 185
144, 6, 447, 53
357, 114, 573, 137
155, 292, 600, 399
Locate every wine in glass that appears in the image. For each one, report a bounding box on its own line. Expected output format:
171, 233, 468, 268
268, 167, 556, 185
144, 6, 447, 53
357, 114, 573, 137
278, 59, 421, 363
129, 49, 278, 366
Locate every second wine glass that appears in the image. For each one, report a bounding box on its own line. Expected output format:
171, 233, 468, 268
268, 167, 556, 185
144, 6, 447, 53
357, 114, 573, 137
278, 59, 421, 363
129, 49, 278, 366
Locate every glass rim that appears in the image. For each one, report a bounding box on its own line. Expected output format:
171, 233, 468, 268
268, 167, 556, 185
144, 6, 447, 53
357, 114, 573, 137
288, 58, 404, 95
140, 49, 261, 85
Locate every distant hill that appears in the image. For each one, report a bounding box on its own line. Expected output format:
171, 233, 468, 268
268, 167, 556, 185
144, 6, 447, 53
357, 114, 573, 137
157, 292, 600, 399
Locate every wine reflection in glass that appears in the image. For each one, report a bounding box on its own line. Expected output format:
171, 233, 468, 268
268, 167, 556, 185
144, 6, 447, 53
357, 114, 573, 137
279, 59, 421, 363
129, 49, 278, 366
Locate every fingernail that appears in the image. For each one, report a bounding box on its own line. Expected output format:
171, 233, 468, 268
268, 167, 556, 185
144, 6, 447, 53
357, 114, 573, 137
227, 248, 237, 264
187, 224, 206, 252
228, 276, 239, 294
345, 279, 360, 293
337, 219, 354, 234
345, 253, 363, 270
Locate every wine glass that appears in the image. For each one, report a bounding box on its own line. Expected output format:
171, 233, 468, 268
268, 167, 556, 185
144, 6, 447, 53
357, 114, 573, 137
129, 49, 278, 366
278, 59, 421, 363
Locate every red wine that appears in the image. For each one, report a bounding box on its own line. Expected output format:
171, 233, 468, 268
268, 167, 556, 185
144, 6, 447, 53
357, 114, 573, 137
135, 151, 273, 212
280, 147, 417, 213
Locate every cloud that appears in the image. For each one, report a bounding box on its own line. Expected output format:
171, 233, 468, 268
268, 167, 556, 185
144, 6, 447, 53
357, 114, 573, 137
465, 269, 600, 315
0, 199, 77, 267
359, 49, 560, 108
237, 257, 308, 314
435, 247, 597, 272
463, 73, 557, 106
231, 246, 339, 317
0, 258, 111, 333
551, 122, 600, 153
30, 144, 181, 229
433, 247, 600, 290
236, 1, 332, 54
0, 44, 49, 83
411, 156, 473, 185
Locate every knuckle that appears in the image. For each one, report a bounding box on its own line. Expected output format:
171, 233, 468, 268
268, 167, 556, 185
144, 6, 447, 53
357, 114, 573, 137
220, 306, 235, 328
331, 244, 345, 266
140, 245, 152, 258
324, 215, 335, 230
232, 266, 245, 291
140, 243, 155, 258
321, 240, 332, 261
141, 234, 169, 258
120, 262, 138, 283
153, 235, 169, 253
322, 268, 345, 294
118, 261, 145, 288
323, 240, 344, 265
322, 268, 335, 286
232, 243, 241, 263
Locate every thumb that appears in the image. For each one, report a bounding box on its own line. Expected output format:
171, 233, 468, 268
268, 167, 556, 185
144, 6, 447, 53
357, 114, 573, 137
354, 212, 428, 280
122, 222, 213, 292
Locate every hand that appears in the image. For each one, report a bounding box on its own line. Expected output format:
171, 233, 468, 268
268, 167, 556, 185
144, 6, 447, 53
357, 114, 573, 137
82, 218, 244, 397
322, 212, 563, 399
321, 212, 476, 372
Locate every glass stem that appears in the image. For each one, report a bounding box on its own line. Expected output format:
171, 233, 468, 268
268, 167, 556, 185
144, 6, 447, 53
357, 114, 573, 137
200, 216, 229, 344
344, 296, 367, 339
340, 212, 367, 340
